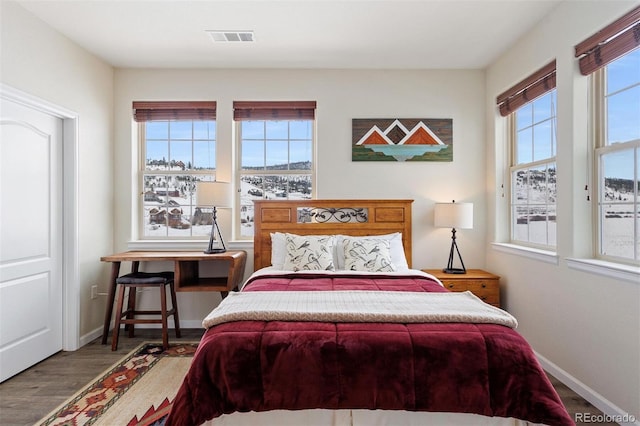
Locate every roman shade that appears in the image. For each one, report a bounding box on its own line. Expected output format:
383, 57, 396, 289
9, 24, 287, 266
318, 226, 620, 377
574, 5, 640, 76
495, 60, 556, 117
233, 101, 316, 120
133, 101, 217, 122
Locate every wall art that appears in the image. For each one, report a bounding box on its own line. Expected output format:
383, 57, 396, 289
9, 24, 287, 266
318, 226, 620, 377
352, 118, 453, 162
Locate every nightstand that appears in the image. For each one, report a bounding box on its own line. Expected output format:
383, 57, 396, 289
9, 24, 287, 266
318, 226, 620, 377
422, 269, 501, 308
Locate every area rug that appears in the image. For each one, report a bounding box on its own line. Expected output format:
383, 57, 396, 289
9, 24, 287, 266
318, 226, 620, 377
36, 342, 198, 426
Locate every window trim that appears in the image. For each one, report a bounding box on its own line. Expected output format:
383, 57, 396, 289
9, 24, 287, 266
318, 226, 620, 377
566, 257, 640, 283
492, 242, 558, 264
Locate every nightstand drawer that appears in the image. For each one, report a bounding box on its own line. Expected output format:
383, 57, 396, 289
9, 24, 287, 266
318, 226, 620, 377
441, 280, 499, 305
422, 269, 501, 308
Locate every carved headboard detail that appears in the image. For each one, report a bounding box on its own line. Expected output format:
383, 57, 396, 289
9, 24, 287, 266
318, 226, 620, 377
253, 199, 413, 271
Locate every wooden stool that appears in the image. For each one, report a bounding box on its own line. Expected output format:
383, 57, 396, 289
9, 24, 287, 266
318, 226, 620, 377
111, 271, 181, 351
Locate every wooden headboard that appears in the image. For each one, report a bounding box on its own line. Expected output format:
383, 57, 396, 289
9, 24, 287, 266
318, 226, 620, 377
253, 199, 413, 270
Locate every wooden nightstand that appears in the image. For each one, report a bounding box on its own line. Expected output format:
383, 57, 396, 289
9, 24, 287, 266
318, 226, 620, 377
422, 269, 501, 308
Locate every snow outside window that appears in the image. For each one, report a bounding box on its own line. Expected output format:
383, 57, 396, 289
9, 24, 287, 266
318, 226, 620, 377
139, 119, 217, 239
237, 119, 314, 239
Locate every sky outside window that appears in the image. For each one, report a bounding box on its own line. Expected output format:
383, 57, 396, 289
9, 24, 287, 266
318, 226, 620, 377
605, 48, 640, 180
241, 120, 312, 169
145, 120, 216, 171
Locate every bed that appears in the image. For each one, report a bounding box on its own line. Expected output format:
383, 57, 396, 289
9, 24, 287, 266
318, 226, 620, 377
166, 199, 574, 426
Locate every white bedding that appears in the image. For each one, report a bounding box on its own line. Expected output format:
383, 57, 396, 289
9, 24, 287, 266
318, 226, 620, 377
203, 289, 518, 329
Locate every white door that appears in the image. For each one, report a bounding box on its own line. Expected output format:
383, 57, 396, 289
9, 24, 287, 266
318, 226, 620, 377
0, 98, 63, 382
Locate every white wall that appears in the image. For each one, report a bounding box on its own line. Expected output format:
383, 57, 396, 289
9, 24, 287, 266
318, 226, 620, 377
485, 1, 640, 422
114, 68, 487, 323
0, 2, 115, 338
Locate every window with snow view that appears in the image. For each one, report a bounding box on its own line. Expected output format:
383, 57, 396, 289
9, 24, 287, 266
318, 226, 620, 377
510, 90, 558, 248
234, 101, 316, 239
136, 104, 217, 239
595, 49, 640, 263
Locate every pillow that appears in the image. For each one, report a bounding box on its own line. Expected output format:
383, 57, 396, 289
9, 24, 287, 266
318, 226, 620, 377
270, 232, 287, 269
335, 233, 409, 270
282, 233, 336, 271
342, 238, 397, 272
271, 232, 340, 269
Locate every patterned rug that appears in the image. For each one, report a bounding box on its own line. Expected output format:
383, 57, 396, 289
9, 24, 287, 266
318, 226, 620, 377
35, 342, 198, 426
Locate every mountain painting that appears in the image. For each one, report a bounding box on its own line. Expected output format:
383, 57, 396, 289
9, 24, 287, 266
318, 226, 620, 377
352, 118, 453, 162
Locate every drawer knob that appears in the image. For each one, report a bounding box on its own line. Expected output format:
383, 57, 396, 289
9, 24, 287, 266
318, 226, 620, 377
481, 283, 486, 288
448, 284, 454, 289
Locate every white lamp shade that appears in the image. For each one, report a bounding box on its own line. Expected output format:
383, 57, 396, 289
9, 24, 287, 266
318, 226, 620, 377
434, 202, 473, 229
196, 181, 232, 208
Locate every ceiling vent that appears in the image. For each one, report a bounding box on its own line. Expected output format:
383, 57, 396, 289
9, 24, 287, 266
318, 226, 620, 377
207, 30, 255, 42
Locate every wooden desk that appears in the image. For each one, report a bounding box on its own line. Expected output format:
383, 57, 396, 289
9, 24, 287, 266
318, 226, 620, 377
100, 250, 247, 345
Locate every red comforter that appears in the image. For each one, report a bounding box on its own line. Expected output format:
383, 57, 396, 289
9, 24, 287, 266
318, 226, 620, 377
167, 273, 574, 426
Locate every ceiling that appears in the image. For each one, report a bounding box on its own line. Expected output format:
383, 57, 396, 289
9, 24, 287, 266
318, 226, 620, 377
13, 0, 563, 69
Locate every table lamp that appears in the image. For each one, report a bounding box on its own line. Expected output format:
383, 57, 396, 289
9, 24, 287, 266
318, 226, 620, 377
196, 181, 232, 254
434, 200, 473, 274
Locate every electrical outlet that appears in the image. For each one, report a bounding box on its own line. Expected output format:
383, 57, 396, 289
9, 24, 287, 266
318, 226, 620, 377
91, 285, 98, 299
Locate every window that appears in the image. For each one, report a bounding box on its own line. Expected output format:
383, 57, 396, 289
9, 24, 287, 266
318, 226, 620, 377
575, 5, 639, 264
594, 49, 640, 263
134, 101, 217, 239
511, 91, 558, 247
497, 61, 558, 248
234, 101, 316, 238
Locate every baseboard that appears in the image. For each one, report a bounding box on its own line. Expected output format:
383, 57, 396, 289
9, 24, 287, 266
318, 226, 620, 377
535, 350, 639, 426
80, 327, 104, 347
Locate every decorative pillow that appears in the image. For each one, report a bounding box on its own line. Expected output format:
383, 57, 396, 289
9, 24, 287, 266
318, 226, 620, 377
335, 233, 409, 270
282, 234, 336, 271
342, 238, 397, 272
271, 232, 340, 270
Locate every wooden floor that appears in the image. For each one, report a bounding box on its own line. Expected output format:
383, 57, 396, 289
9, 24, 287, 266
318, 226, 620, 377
0, 329, 615, 426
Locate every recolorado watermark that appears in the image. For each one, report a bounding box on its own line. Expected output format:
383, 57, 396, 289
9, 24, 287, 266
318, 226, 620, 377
575, 412, 637, 423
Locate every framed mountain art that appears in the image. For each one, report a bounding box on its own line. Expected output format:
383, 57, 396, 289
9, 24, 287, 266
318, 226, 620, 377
352, 118, 453, 162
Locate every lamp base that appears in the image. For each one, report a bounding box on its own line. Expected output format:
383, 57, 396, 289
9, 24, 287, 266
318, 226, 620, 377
204, 208, 227, 254
443, 227, 467, 275
442, 267, 466, 274
204, 248, 226, 254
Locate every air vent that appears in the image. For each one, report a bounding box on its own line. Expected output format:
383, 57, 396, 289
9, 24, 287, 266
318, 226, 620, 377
207, 30, 255, 42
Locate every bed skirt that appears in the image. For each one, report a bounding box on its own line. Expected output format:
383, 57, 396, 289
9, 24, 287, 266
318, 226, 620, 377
207, 409, 549, 425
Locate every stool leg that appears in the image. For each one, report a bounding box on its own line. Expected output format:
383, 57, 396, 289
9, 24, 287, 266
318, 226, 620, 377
169, 280, 181, 338
111, 284, 126, 351
126, 285, 137, 338
160, 284, 169, 350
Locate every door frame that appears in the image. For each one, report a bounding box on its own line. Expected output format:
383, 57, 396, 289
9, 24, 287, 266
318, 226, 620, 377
1, 83, 80, 351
